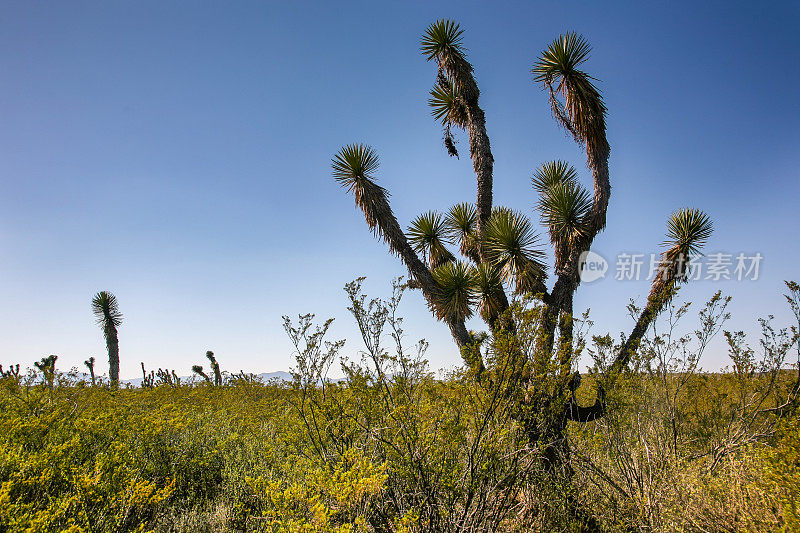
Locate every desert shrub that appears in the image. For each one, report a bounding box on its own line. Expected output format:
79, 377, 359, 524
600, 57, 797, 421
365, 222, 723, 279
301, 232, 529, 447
282, 278, 536, 532
762, 413, 800, 530
570, 293, 798, 532
244, 449, 390, 532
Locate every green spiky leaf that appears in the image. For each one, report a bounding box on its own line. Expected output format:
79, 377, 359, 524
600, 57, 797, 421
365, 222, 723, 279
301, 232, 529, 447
421, 19, 465, 62
431, 261, 477, 321
532, 33, 606, 146
531, 160, 580, 194
444, 202, 479, 260
92, 291, 122, 329
407, 211, 455, 269
662, 208, 713, 259
536, 166, 592, 250
428, 83, 467, 127
331, 143, 380, 187
532, 32, 592, 85
473, 263, 505, 322
483, 208, 547, 293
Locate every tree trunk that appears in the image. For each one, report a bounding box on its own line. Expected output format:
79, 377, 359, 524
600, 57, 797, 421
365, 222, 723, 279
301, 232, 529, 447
106, 324, 119, 387
465, 105, 494, 244
611, 277, 676, 374
538, 140, 610, 356
373, 194, 473, 350
211, 360, 222, 386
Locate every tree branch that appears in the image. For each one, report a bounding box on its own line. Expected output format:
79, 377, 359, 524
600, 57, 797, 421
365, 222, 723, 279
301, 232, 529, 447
370, 190, 473, 350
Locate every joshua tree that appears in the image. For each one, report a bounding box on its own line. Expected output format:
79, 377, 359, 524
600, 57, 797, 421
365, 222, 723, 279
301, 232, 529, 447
0, 364, 21, 379
192, 364, 212, 383
84, 357, 96, 385
332, 21, 713, 471
193, 351, 222, 385
155, 368, 181, 387
34, 354, 57, 390
207, 351, 222, 386
141, 362, 155, 388
332, 22, 711, 375
91, 291, 122, 387
332, 22, 715, 528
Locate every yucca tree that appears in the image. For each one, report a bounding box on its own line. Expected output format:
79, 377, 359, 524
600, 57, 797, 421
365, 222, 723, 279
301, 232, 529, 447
611, 209, 713, 373
192, 364, 212, 384
92, 291, 122, 387
193, 350, 223, 386
207, 351, 222, 386
531, 34, 612, 358
407, 211, 456, 269
422, 20, 494, 242
84, 356, 96, 386
35, 354, 57, 390
141, 362, 155, 388
332, 143, 472, 347
332, 20, 712, 410
0, 364, 21, 379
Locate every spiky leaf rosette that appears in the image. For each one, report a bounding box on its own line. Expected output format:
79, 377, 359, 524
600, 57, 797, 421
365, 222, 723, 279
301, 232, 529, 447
473, 263, 505, 323
656, 208, 713, 281
663, 208, 713, 259
421, 20, 476, 102
483, 208, 547, 293
92, 291, 122, 329
431, 261, 477, 321
541, 183, 591, 247
534, 161, 592, 265
428, 82, 468, 128
331, 144, 403, 252
531, 160, 580, 193
421, 19, 466, 64
444, 202, 479, 262
532, 33, 607, 156
407, 211, 455, 269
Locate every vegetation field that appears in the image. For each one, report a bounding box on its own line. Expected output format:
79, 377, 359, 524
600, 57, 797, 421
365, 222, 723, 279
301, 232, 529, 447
1, 283, 798, 532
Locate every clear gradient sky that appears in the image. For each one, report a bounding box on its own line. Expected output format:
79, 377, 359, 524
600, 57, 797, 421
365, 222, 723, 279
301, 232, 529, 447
1, 1, 798, 379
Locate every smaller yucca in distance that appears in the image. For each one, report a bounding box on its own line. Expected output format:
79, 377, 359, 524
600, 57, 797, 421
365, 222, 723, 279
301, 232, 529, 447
92, 291, 122, 387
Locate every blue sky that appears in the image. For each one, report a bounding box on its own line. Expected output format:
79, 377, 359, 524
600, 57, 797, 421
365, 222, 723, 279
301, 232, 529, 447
1, 1, 798, 379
